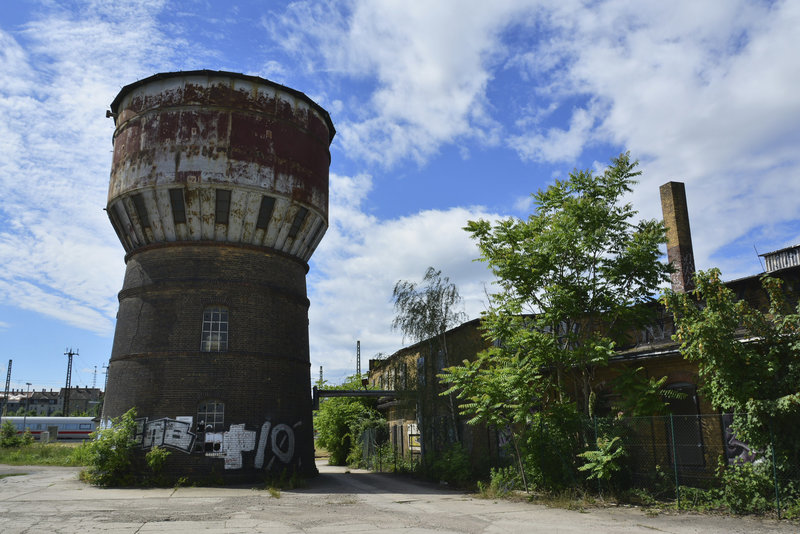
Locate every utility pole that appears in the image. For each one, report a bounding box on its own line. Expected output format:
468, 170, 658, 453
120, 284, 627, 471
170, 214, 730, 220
92, 365, 97, 389
98, 363, 109, 419
63, 348, 77, 416
356, 340, 361, 378
2, 359, 10, 416
319, 365, 323, 386
23, 382, 31, 430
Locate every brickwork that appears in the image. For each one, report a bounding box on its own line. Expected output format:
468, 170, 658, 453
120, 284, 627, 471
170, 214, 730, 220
110, 243, 309, 360
660, 182, 696, 293
374, 264, 800, 476
104, 242, 316, 479
368, 319, 498, 466
102, 72, 333, 482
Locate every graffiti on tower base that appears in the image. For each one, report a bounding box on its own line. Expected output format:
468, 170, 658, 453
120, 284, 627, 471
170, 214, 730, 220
133, 416, 301, 470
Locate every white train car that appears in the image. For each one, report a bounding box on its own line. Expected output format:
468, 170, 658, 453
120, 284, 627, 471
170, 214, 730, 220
1, 416, 98, 441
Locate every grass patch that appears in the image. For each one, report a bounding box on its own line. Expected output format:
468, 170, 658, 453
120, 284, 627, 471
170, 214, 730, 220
0, 473, 26, 479
0, 443, 88, 466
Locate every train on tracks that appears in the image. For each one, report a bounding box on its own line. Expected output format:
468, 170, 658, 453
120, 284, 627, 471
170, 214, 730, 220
0, 416, 98, 441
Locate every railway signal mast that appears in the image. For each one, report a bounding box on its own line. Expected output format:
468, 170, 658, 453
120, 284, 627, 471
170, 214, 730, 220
2, 360, 10, 416
63, 348, 77, 416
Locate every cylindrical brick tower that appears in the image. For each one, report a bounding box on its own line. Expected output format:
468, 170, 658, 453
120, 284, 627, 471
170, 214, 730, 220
102, 71, 334, 481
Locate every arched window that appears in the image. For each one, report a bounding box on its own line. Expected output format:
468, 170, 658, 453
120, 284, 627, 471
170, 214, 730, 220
201, 306, 228, 352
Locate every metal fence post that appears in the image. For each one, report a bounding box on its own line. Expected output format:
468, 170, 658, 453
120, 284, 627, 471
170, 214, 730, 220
669, 414, 680, 508
593, 416, 601, 494
769, 420, 781, 519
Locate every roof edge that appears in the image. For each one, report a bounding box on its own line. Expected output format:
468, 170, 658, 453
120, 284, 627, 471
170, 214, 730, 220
109, 70, 335, 143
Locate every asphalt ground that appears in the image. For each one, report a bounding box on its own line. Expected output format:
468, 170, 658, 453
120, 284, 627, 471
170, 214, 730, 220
0, 461, 797, 533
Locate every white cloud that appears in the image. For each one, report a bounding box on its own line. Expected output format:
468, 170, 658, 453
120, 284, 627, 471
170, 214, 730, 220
0, 1, 191, 337
265, 0, 800, 282
266, 0, 525, 166
508, 103, 599, 163
4, 0, 799, 385
308, 173, 495, 381
506, 0, 800, 277
512, 194, 534, 214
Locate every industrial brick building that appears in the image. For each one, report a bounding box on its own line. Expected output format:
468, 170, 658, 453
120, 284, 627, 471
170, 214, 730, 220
368, 181, 800, 478
101, 71, 334, 481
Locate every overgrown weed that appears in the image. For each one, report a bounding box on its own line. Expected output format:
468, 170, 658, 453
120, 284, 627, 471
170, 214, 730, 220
0, 443, 86, 466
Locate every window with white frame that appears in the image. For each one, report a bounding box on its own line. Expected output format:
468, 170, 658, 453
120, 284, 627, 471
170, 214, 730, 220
197, 400, 225, 432
201, 306, 228, 352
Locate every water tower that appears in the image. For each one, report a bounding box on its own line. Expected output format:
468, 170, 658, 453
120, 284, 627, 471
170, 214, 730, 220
101, 71, 334, 480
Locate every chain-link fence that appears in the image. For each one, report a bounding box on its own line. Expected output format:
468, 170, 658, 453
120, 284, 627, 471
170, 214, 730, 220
591, 413, 800, 517
358, 413, 799, 517
359, 426, 421, 474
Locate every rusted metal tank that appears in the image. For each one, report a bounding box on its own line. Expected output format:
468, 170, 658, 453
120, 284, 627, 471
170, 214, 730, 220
102, 71, 334, 482
106, 70, 333, 261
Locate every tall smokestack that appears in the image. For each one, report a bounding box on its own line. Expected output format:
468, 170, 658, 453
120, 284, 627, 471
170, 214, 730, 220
660, 181, 696, 293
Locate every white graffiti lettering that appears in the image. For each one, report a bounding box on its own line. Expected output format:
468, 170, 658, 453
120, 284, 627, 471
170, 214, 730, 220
132, 416, 301, 470
270, 423, 295, 464
163, 419, 194, 451
254, 421, 272, 469
134, 417, 197, 453
221, 424, 257, 470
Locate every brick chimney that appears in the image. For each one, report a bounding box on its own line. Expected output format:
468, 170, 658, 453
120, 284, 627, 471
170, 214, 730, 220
660, 181, 696, 293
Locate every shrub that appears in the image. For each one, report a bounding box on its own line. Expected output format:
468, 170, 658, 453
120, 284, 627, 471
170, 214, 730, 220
79, 408, 138, 486
314, 376, 386, 467
346, 412, 389, 468
676, 485, 718, 511
478, 465, 521, 497
719, 461, 774, 514
1, 421, 21, 448
521, 405, 585, 491
0, 421, 35, 448
426, 443, 473, 487
145, 445, 171, 485
578, 436, 626, 485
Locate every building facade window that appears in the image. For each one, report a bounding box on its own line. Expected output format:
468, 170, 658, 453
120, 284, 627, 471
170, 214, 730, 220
169, 188, 186, 224
215, 189, 231, 224
288, 207, 308, 238
197, 400, 225, 432
255, 195, 276, 230
131, 193, 150, 228
201, 306, 228, 352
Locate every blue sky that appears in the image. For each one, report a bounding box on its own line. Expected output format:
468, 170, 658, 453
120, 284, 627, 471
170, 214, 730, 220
1, 0, 798, 392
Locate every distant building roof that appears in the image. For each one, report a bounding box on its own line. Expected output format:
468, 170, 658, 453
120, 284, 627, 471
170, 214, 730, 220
760, 244, 800, 273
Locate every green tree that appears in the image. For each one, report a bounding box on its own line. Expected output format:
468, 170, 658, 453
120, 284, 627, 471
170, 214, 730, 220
441, 153, 670, 489
607, 365, 683, 417
314, 376, 385, 466
663, 269, 800, 458
392, 267, 468, 451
